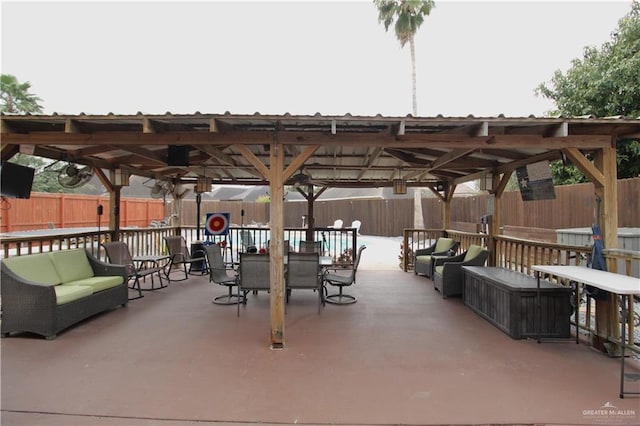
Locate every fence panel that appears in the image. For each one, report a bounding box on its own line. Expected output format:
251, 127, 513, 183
0, 193, 166, 233
2, 178, 638, 236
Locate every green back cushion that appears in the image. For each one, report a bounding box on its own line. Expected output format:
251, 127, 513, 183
464, 245, 485, 262
434, 238, 453, 252
2, 253, 61, 286
49, 249, 94, 283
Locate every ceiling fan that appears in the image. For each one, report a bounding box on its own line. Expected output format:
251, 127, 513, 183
287, 170, 326, 188
150, 181, 168, 199
57, 164, 94, 189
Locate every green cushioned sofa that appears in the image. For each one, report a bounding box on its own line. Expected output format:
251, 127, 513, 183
1, 249, 128, 339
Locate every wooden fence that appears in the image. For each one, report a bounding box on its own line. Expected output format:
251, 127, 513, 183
183, 177, 639, 239
0, 193, 166, 233
2, 178, 638, 237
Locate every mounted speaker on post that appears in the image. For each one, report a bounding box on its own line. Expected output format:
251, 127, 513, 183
167, 146, 190, 166
435, 181, 447, 192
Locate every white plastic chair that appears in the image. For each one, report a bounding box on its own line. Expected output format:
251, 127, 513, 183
328, 219, 343, 229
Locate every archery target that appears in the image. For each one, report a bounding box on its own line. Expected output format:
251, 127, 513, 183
205, 212, 230, 235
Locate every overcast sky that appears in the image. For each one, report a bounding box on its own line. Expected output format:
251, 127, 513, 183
1, 1, 633, 117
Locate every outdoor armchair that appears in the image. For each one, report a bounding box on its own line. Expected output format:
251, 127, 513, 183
204, 243, 240, 305
414, 237, 460, 278
324, 245, 367, 305
164, 236, 207, 281
102, 241, 166, 299
433, 244, 489, 298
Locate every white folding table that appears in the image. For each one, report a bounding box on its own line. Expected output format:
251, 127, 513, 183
531, 265, 640, 398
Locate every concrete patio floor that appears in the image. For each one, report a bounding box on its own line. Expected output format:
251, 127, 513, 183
1, 236, 639, 425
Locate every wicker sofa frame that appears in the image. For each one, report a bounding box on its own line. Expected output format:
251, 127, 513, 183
1, 250, 128, 340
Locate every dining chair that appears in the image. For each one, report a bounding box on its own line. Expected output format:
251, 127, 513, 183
240, 230, 257, 253
204, 243, 240, 305
286, 252, 323, 313
324, 245, 367, 305
237, 253, 270, 316
298, 240, 322, 254
102, 241, 165, 300
163, 236, 207, 281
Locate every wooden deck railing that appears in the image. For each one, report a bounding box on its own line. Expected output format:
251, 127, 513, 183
493, 235, 593, 275
1, 226, 359, 268
3, 227, 635, 352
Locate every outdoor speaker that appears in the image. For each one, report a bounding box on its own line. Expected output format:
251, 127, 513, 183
167, 146, 190, 166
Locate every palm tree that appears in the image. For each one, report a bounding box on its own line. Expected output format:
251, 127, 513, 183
375, 1, 434, 229
1, 74, 43, 114
374, 0, 435, 116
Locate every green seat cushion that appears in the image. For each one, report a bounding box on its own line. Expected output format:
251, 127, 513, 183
49, 249, 94, 283
54, 285, 94, 305
464, 245, 485, 262
434, 238, 454, 253
435, 265, 444, 275
415, 255, 433, 264
63, 276, 124, 293
2, 253, 61, 286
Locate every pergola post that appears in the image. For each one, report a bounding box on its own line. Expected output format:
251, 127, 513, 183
562, 144, 619, 352
269, 139, 286, 349
488, 172, 511, 266
442, 184, 455, 232
594, 145, 620, 351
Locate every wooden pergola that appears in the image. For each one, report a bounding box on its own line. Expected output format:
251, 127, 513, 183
2, 112, 639, 347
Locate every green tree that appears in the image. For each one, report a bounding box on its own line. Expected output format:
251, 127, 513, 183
0, 74, 43, 113
536, 1, 640, 182
0, 74, 100, 193
374, 0, 435, 116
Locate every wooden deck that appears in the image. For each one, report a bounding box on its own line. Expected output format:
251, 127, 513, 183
1, 236, 639, 425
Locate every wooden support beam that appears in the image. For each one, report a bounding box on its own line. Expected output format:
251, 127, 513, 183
549, 122, 568, 137
0, 130, 614, 150
269, 140, 286, 349
471, 121, 489, 137
143, 118, 157, 133
495, 151, 561, 174
1, 143, 19, 162
283, 145, 320, 182
209, 118, 219, 133
592, 143, 619, 354
442, 184, 456, 230
562, 147, 605, 187
398, 120, 406, 136
430, 148, 475, 170
65, 119, 80, 133
95, 168, 113, 192
234, 144, 270, 179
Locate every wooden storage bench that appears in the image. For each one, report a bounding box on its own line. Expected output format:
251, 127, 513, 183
462, 266, 572, 340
